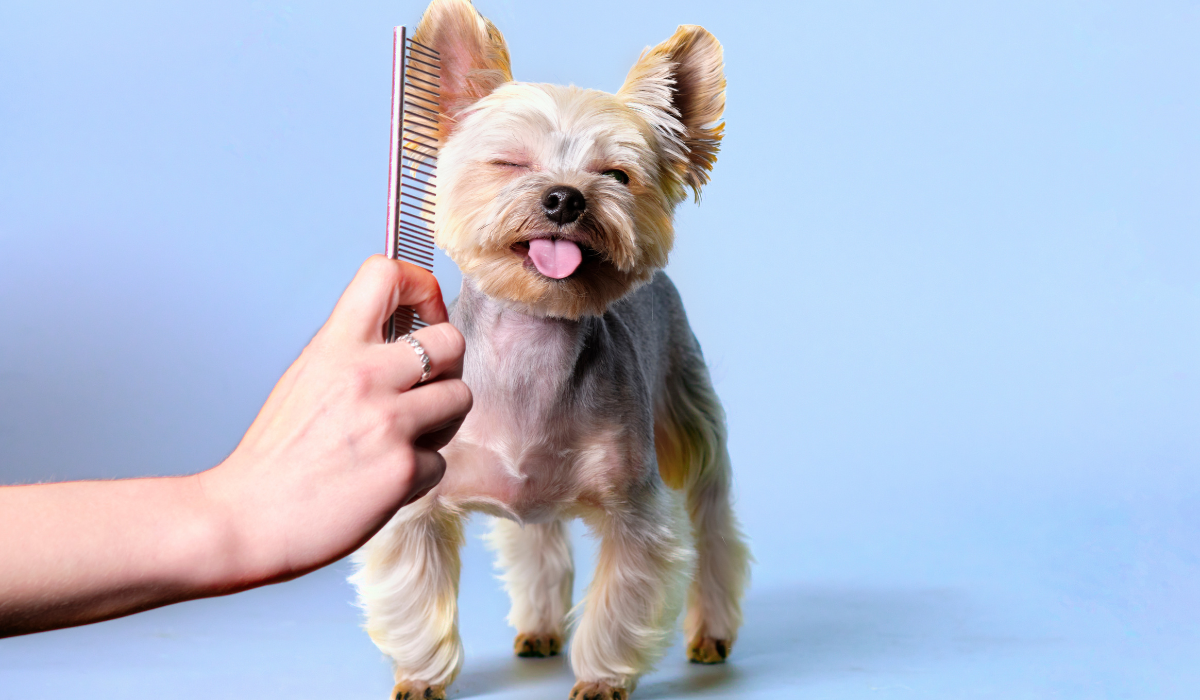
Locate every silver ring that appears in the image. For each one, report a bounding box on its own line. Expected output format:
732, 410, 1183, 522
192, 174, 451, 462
399, 332, 433, 384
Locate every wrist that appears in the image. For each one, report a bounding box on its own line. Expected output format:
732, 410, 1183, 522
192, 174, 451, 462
189, 461, 278, 594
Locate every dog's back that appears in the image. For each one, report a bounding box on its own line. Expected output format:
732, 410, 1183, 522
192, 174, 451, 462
609, 272, 726, 493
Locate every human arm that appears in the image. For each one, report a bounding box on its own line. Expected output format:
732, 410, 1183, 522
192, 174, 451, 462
0, 256, 471, 636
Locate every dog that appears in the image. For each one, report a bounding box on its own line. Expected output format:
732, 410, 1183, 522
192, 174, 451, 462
351, 1, 750, 698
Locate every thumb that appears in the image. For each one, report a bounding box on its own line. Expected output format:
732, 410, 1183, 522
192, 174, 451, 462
327, 255, 448, 342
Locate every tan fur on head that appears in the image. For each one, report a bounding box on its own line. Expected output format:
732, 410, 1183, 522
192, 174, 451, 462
417, 0, 725, 318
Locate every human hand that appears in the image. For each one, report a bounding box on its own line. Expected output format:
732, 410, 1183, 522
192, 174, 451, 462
199, 255, 472, 587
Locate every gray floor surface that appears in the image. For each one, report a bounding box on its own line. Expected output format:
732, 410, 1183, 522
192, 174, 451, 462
4, 504, 1198, 700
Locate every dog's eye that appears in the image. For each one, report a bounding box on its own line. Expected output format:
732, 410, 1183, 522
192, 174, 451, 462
491, 161, 527, 169
602, 169, 629, 185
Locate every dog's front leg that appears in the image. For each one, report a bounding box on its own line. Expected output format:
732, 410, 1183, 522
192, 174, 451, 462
351, 498, 465, 700
570, 485, 691, 699
487, 518, 574, 658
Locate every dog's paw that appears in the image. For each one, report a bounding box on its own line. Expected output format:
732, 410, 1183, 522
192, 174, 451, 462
687, 635, 731, 664
514, 631, 562, 658
569, 681, 627, 700
391, 681, 445, 700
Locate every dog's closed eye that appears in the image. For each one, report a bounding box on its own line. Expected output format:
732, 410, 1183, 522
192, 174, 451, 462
491, 160, 530, 169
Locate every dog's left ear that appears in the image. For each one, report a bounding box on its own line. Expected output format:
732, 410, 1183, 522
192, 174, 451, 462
412, 0, 513, 140
618, 25, 725, 199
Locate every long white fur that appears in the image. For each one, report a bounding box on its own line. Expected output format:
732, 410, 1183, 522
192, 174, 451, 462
485, 518, 574, 638
349, 499, 466, 687
569, 487, 693, 689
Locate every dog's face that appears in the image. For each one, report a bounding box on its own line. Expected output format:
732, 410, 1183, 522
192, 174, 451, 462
414, 0, 725, 318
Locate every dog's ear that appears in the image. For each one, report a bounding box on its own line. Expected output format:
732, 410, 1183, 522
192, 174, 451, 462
618, 25, 725, 200
412, 0, 512, 139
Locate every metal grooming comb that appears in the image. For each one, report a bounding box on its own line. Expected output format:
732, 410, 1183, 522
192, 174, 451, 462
384, 25, 441, 341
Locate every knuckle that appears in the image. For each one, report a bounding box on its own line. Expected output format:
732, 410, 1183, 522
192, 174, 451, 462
443, 378, 473, 412
427, 322, 466, 359
348, 360, 381, 396
364, 254, 402, 287
443, 323, 466, 357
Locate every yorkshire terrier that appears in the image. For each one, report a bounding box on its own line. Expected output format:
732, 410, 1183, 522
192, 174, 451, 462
351, 1, 750, 698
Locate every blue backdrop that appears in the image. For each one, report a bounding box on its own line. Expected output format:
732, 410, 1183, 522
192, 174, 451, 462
1, 1, 1197, 698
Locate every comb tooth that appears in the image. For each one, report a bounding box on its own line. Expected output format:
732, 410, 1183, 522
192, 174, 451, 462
398, 238, 434, 252
398, 225, 436, 243
401, 162, 438, 180
400, 228, 435, 242
399, 215, 434, 227
404, 112, 439, 130
398, 207, 434, 220
407, 50, 440, 66
405, 87, 440, 103
400, 192, 435, 206
400, 190, 436, 206
397, 253, 435, 269
405, 54, 441, 72
401, 181, 435, 195
390, 306, 416, 335
402, 130, 439, 145
396, 231, 434, 249
400, 201, 439, 217
407, 47, 439, 63
403, 139, 438, 153
404, 83, 439, 101
398, 210, 435, 226
405, 75, 440, 92
406, 67, 441, 84
404, 144, 437, 158
404, 105, 440, 121
402, 153, 436, 165
407, 37, 439, 54
403, 131, 438, 146
404, 93, 440, 113
398, 238, 435, 255
398, 251, 435, 267
405, 104, 441, 121
400, 183, 435, 195
398, 223, 435, 240
406, 100, 438, 119
397, 242, 434, 261
404, 143, 438, 158
397, 249, 433, 264
405, 110, 439, 129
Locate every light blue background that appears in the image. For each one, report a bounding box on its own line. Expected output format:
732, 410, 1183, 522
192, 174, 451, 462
2, 1, 1198, 698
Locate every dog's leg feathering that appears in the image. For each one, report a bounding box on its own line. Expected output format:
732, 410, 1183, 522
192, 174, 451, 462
350, 498, 465, 699
657, 326, 752, 664
683, 444, 751, 664
570, 487, 691, 697
486, 517, 574, 658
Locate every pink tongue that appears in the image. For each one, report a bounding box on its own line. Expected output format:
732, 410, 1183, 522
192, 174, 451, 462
528, 238, 582, 279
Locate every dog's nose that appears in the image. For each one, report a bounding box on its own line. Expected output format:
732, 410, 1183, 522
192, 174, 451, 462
541, 186, 586, 225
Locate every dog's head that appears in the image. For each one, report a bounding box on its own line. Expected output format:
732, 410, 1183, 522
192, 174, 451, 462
413, 0, 725, 319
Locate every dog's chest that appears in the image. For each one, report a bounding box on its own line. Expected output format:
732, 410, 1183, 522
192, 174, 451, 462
438, 306, 629, 520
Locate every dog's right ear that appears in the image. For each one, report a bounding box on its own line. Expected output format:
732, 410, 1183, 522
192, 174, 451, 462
618, 25, 725, 202
412, 0, 512, 140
